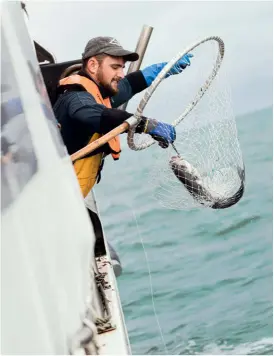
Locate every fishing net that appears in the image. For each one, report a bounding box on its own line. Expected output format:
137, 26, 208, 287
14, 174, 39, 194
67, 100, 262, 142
127, 37, 245, 210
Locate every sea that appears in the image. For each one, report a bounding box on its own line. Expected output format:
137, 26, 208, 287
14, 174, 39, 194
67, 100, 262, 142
95, 106, 273, 355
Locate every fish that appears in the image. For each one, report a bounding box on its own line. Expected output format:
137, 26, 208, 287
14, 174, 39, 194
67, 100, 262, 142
169, 156, 245, 209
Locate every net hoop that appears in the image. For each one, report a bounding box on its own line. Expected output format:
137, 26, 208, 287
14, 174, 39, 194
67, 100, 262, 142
127, 36, 225, 151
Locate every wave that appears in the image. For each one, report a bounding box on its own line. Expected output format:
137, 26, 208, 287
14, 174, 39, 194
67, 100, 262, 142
168, 337, 273, 355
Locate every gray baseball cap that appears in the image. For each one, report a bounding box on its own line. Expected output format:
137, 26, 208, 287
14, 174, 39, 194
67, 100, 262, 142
82, 36, 139, 62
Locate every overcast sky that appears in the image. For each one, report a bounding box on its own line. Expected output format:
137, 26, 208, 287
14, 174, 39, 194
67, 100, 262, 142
26, 1, 273, 116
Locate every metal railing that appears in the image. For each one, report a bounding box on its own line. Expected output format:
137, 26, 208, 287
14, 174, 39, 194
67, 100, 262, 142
120, 25, 153, 111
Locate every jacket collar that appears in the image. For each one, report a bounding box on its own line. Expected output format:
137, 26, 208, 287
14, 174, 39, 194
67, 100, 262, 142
77, 69, 112, 99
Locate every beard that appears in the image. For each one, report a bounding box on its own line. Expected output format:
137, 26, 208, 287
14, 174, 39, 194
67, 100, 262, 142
97, 68, 120, 95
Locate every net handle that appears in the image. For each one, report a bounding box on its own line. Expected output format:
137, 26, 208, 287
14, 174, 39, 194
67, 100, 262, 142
127, 36, 225, 151
70, 116, 138, 162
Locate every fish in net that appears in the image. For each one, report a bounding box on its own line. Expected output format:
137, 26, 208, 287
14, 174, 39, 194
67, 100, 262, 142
127, 36, 245, 210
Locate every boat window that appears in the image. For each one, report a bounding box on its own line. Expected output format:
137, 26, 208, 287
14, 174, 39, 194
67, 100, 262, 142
11, 3, 66, 157
1, 32, 38, 212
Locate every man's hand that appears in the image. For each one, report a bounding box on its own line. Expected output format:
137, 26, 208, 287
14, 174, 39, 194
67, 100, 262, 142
165, 53, 194, 78
136, 117, 176, 148
141, 53, 194, 86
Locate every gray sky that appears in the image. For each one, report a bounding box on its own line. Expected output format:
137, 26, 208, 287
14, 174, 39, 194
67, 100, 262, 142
26, 1, 273, 116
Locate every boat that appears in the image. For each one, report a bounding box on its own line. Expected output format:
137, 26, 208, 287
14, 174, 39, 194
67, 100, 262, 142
1, 1, 152, 354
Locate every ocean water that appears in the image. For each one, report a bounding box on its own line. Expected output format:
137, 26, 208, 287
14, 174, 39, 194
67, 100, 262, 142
95, 106, 273, 355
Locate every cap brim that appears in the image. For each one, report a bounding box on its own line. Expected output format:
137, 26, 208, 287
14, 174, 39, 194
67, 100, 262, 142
105, 48, 139, 62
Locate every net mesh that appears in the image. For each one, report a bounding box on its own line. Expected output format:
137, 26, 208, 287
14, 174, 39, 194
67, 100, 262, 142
128, 39, 244, 210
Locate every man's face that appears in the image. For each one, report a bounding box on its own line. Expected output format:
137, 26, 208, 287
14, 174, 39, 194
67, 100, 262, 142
95, 56, 125, 95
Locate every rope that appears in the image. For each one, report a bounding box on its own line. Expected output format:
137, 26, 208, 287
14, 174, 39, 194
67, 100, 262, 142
69, 261, 116, 354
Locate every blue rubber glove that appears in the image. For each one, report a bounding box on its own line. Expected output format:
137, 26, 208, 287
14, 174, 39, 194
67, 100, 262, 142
143, 118, 176, 148
141, 53, 193, 86
165, 53, 194, 77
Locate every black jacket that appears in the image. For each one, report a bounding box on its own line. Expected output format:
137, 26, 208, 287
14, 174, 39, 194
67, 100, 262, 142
53, 70, 148, 155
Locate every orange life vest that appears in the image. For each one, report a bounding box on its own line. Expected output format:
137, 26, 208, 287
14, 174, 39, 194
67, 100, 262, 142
59, 74, 121, 197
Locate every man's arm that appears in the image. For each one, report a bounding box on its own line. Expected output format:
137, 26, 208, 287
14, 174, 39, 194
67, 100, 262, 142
111, 70, 148, 108
111, 53, 194, 108
66, 91, 176, 148
66, 91, 133, 134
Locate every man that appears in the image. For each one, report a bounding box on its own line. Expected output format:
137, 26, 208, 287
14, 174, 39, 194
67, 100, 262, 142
54, 36, 193, 198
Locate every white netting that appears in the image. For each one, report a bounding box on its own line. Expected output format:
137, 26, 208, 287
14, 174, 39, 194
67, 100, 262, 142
128, 37, 245, 210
